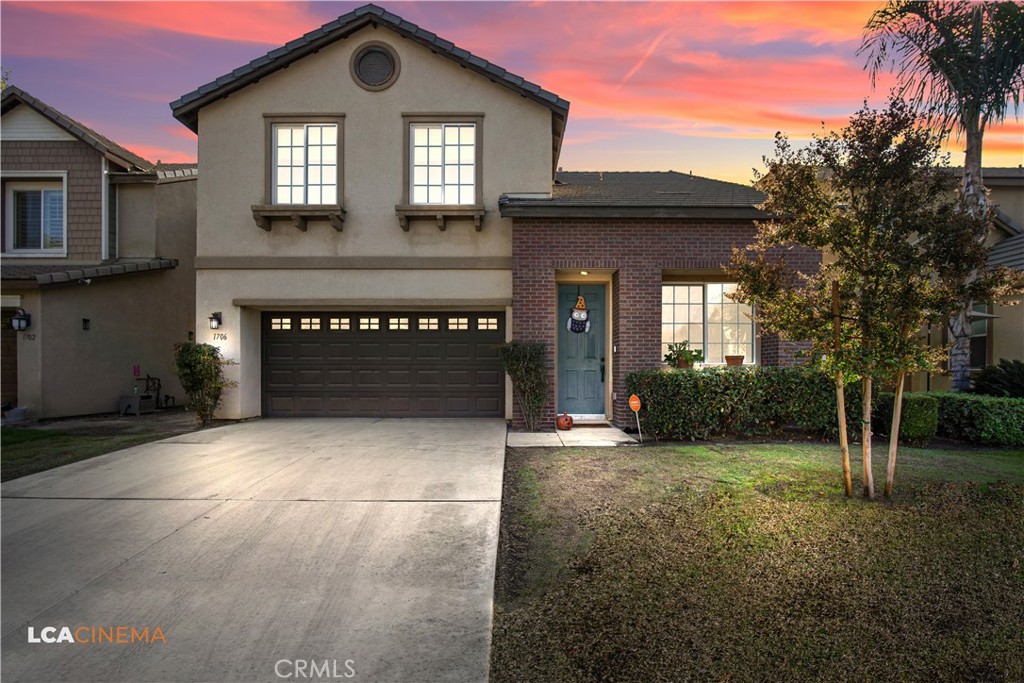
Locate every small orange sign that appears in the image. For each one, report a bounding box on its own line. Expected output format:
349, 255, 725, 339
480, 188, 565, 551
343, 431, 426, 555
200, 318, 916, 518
629, 394, 641, 412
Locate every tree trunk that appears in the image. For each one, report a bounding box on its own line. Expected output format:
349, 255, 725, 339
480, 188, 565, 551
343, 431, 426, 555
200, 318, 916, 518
832, 282, 852, 498
836, 375, 853, 498
948, 121, 987, 391
884, 371, 905, 498
862, 377, 874, 499
948, 307, 973, 392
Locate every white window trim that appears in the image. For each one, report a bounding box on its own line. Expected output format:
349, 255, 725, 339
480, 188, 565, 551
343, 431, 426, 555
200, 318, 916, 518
3, 171, 69, 257
663, 282, 758, 365
408, 122, 477, 206
271, 122, 340, 206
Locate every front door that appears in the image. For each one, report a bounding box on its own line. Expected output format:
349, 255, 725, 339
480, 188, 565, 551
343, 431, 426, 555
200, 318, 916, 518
557, 284, 606, 416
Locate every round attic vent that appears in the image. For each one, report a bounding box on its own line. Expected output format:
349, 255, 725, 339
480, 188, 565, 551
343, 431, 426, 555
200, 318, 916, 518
351, 42, 400, 91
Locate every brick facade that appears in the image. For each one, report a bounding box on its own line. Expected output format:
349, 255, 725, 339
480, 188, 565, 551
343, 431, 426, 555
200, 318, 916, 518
511, 217, 821, 429
1, 140, 104, 261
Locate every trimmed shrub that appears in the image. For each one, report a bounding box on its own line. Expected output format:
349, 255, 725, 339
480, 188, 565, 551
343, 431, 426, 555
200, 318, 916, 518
625, 366, 865, 441
971, 359, 1024, 398
874, 392, 938, 446
174, 342, 236, 427
498, 341, 548, 432
934, 392, 1024, 447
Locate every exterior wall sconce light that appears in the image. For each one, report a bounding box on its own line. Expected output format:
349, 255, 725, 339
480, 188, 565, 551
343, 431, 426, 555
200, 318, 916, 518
209, 312, 223, 330
10, 308, 31, 332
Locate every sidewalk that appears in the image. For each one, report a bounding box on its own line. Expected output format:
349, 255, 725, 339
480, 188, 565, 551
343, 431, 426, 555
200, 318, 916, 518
507, 424, 637, 447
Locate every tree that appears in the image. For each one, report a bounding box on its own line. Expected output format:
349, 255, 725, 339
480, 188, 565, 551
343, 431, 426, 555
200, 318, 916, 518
730, 99, 993, 498
860, 0, 1024, 390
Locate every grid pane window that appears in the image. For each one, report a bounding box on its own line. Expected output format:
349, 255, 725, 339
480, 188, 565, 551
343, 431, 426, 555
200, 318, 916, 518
274, 124, 338, 205
300, 317, 321, 331
418, 317, 439, 331
9, 185, 64, 251
448, 318, 468, 330
329, 318, 350, 331
970, 302, 989, 369
410, 123, 475, 205
662, 283, 754, 364
478, 317, 498, 331
271, 317, 292, 331
359, 317, 380, 331
389, 317, 410, 331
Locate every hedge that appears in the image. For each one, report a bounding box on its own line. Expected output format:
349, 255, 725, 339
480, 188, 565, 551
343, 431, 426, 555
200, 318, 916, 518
874, 392, 938, 447
933, 392, 1024, 448
624, 366, 866, 441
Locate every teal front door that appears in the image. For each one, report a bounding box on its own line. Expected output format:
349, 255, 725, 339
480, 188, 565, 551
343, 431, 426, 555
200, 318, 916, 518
557, 284, 606, 415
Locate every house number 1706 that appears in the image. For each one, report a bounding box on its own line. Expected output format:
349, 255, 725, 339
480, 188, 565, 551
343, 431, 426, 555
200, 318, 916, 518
213, 333, 227, 341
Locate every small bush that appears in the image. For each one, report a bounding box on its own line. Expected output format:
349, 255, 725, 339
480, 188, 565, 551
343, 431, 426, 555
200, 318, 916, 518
174, 343, 235, 427
625, 366, 865, 441
935, 392, 1024, 447
498, 341, 548, 432
874, 392, 938, 446
971, 359, 1024, 398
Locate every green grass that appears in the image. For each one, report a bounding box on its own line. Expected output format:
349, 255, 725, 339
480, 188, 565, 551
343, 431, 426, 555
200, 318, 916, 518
1, 428, 174, 481
491, 443, 1024, 683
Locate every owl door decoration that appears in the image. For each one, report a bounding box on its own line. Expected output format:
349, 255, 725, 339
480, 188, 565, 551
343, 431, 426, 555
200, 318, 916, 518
567, 294, 591, 334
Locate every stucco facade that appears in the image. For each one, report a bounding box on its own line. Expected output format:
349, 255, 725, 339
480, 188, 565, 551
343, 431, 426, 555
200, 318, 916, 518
183, 19, 557, 419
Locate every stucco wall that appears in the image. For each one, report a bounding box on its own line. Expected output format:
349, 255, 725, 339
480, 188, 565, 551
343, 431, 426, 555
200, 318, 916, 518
195, 24, 552, 261
192, 25, 555, 419
118, 184, 157, 258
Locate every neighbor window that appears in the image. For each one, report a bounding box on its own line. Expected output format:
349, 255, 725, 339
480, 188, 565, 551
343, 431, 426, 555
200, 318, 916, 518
271, 122, 339, 205
970, 302, 989, 369
662, 283, 755, 364
403, 116, 482, 207
5, 180, 66, 254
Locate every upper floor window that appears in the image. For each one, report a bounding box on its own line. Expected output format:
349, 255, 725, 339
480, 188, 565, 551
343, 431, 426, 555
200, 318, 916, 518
662, 282, 755, 364
273, 123, 338, 205
402, 115, 482, 209
4, 179, 66, 255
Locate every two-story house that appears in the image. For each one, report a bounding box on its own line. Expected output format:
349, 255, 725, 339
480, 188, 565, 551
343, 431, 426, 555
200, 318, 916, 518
169, 3, 824, 429
1, 86, 197, 418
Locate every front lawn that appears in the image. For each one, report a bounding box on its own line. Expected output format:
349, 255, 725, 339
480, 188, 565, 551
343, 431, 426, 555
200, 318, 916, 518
1, 428, 174, 481
491, 443, 1024, 683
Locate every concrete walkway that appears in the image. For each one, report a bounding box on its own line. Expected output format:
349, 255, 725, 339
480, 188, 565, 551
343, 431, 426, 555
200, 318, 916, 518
1, 418, 506, 683
506, 424, 637, 447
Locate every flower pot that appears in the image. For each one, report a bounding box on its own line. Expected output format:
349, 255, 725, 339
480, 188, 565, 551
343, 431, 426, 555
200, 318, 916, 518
556, 411, 574, 431
725, 355, 745, 367
675, 358, 691, 369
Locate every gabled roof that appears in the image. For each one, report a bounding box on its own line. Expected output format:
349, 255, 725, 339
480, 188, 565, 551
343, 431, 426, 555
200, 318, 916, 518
500, 171, 767, 220
170, 3, 569, 169
1, 85, 153, 172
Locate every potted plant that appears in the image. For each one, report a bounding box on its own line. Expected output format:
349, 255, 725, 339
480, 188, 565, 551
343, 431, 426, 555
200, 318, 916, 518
725, 345, 745, 366
664, 341, 704, 369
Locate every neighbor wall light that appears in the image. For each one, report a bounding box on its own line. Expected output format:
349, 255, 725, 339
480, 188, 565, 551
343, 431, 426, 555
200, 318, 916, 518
10, 308, 30, 332
209, 312, 223, 330
580, 270, 589, 276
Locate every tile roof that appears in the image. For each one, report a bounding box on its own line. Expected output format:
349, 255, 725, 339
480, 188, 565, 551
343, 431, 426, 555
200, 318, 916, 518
170, 3, 569, 171
500, 171, 766, 219
1, 86, 153, 172
1, 259, 178, 285
989, 232, 1024, 271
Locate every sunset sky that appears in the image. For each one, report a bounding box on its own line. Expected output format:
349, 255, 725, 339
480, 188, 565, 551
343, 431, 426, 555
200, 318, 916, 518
2, 1, 1021, 184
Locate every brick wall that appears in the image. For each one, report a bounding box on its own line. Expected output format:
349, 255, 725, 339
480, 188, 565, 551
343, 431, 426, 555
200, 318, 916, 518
1, 140, 103, 261
511, 217, 821, 428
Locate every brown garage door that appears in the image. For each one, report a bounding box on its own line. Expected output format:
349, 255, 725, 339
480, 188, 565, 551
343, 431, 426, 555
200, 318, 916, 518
262, 312, 505, 417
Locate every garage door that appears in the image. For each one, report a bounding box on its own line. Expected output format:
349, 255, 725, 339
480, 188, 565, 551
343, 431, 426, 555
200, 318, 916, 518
262, 312, 505, 417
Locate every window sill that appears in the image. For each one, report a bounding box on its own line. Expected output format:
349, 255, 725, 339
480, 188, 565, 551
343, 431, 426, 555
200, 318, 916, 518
250, 204, 345, 232
394, 204, 485, 231
3, 250, 68, 258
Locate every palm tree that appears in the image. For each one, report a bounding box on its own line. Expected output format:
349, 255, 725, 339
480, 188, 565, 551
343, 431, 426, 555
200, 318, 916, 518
859, 1, 1024, 391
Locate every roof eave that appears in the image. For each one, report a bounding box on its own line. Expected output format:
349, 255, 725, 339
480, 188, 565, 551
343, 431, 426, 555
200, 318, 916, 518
499, 203, 767, 220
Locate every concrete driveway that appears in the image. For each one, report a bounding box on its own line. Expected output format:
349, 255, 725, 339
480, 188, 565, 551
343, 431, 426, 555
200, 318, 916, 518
1, 418, 506, 683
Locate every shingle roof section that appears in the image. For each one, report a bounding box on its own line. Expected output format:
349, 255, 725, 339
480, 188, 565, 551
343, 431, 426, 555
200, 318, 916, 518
500, 171, 765, 219
989, 233, 1024, 271
170, 3, 569, 129
1, 86, 153, 172
1, 259, 178, 285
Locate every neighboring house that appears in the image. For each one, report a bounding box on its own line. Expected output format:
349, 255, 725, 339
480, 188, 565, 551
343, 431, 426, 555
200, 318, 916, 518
913, 167, 1024, 392
169, 3, 817, 429
1, 86, 197, 418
